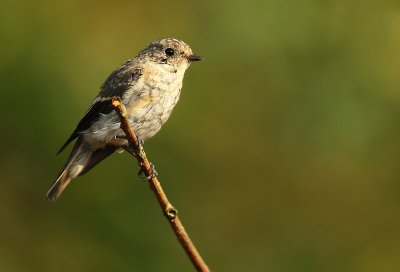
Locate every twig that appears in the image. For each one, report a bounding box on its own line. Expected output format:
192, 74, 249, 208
112, 97, 210, 272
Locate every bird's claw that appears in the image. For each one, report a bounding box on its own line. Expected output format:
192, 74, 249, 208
124, 136, 145, 157
135, 138, 145, 155
137, 163, 158, 181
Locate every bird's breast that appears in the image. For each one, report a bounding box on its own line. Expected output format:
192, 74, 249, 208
121, 64, 185, 140
125, 66, 183, 116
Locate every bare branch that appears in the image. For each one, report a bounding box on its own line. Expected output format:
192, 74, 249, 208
112, 97, 210, 272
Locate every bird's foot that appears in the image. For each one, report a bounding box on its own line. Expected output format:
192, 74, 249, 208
137, 162, 158, 181
123, 136, 144, 157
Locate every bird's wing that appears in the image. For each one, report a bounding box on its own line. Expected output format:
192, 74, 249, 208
57, 61, 142, 154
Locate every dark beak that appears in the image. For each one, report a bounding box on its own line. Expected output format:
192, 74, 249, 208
187, 54, 203, 62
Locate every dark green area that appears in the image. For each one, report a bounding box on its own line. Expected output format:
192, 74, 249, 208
1, 0, 400, 271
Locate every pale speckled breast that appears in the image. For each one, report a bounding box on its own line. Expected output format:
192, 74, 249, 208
127, 62, 185, 140
85, 62, 186, 148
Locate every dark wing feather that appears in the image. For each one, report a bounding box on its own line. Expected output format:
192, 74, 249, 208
57, 61, 142, 154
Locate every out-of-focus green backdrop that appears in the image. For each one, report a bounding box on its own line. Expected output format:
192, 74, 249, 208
1, 0, 400, 271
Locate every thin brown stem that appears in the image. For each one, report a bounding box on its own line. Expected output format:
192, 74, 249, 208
112, 97, 210, 272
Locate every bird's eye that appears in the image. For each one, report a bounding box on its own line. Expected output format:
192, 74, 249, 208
165, 48, 175, 57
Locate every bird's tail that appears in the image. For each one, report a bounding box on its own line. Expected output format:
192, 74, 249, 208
45, 138, 92, 201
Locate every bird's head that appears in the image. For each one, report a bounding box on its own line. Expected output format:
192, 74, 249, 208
140, 38, 203, 70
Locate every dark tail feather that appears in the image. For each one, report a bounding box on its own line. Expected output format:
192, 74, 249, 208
46, 138, 91, 201
45, 169, 74, 201
46, 140, 117, 201
78, 145, 116, 176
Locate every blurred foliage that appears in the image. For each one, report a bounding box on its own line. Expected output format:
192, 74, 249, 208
1, 0, 400, 271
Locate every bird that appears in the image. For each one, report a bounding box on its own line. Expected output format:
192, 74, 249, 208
45, 38, 202, 201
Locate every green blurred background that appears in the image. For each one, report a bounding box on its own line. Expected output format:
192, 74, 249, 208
1, 0, 400, 271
